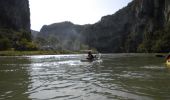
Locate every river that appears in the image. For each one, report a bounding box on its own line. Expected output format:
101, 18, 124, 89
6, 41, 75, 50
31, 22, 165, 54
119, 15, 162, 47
0, 54, 170, 100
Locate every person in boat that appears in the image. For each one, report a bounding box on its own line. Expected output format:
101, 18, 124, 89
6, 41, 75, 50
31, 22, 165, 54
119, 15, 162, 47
87, 51, 95, 60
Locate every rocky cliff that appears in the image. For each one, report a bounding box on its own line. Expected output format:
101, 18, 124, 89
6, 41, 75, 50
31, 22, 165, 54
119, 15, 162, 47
0, 0, 30, 31
83, 0, 170, 53
165, 0, 170, 23
0, 0, 32, 50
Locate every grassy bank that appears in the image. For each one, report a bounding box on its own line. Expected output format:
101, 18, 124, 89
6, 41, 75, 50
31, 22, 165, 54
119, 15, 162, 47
0, 50, 83, 56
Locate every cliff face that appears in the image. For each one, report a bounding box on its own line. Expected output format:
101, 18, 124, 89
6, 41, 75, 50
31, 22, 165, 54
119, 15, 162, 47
0, 0, 30, 32
83, 0, 170, 53
0, 0, 32, 50
165, 0, 170, 23
132, 0, 166, 33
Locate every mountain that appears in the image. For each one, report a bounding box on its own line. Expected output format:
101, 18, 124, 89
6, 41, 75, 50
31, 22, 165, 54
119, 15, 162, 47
0, 0, 33, 50
31, 30, 39, 39
36, 0, 170, 53
35, 21, 89, 50
82, 0, 170, 53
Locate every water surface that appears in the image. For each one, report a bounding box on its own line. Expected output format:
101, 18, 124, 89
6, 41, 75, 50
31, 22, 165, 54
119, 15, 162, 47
0, 54, 170, 100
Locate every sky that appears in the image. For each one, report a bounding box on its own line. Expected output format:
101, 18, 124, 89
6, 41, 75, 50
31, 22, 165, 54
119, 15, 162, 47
29, 0, 132, 31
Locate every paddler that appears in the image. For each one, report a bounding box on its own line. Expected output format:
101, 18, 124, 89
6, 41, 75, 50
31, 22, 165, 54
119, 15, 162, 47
87, 51, 94, 60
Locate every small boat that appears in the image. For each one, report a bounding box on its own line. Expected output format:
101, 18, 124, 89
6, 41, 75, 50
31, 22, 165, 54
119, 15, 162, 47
81, 53, 101, 62
81, 58, 99, 62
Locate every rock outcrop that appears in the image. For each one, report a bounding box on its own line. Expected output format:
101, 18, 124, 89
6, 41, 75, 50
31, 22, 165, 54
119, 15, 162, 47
0, 0, 32, 50
165, 0, 170, 23
0, 0, 30, 32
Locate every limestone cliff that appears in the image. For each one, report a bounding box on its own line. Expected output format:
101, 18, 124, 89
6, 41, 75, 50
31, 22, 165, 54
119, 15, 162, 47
0, 0, 30, 31
83, 0, 170, 53
165, 0, 170, 23
0, 0, 32, 50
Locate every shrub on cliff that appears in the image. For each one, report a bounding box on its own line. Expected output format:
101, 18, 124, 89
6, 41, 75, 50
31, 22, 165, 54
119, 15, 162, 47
0, 29, 37, 51
0, 36, 11, 50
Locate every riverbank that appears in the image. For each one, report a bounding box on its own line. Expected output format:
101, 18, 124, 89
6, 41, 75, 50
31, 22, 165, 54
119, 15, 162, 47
0, 50, 82, 56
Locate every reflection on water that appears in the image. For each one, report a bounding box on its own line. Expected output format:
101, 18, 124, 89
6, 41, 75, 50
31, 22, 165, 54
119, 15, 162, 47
0, 57, 31, 100
0, 54, 170, 100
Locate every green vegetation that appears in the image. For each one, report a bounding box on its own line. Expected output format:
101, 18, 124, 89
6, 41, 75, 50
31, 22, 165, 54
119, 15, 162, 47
0, 0, 32, 51
0, 29, 38, 51
138, 24, 170, 53
0, 37, 11, 50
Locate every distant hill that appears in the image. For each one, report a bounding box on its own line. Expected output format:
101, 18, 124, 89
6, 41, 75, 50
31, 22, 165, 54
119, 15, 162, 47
35, 21, 89, 50
31, 30, 39, 38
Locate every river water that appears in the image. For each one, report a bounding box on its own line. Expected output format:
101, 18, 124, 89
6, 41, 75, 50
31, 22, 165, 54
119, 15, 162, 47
0, 54, 170, 100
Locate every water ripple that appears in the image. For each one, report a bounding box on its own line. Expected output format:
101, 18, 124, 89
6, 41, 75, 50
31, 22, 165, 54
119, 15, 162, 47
1, 54, 170, 100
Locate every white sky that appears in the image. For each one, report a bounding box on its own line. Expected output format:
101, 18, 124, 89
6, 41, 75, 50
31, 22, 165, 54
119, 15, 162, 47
29, 0, 132, 31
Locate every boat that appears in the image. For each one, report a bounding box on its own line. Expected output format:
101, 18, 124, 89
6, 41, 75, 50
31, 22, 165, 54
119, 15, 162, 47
81, 58, 99, 62
81, 53, 101, 62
